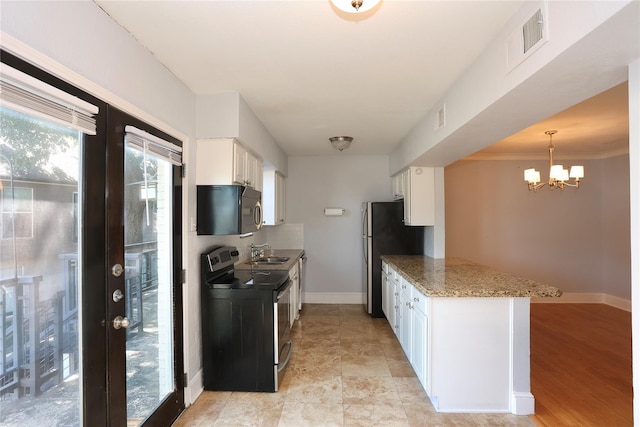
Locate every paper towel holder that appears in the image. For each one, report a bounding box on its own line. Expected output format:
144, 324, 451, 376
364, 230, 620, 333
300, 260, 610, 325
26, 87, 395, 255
324, 208, 345, 216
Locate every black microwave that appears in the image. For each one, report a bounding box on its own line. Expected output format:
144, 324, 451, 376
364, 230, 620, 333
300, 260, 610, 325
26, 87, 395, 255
196, 185, 263, 235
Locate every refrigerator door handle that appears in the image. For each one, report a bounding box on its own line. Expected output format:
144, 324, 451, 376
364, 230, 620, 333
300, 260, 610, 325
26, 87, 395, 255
362, 235, 368, 265
361, 204, 368, 265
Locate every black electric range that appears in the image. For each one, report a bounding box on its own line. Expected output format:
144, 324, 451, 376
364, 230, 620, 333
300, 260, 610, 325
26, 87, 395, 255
200, 245, 292, 392
201, 245, 289, 290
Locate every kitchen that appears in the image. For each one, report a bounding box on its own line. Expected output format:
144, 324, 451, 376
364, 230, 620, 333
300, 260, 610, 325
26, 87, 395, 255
0, 1, 638, 426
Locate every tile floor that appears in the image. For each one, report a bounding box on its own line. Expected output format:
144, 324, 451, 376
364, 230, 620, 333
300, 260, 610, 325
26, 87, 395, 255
173, 304, 536, 426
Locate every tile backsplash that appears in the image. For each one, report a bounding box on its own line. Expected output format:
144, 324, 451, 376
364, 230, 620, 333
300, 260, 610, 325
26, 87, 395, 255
263, 223, 304, 250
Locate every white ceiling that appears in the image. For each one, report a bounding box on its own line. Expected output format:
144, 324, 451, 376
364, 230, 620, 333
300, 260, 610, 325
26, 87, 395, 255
94, 0, 630, 158
469, 82, 629, 160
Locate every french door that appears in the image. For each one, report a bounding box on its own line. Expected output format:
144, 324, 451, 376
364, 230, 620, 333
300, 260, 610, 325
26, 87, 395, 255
104, 107, 184, 426
0, 52, 184, 426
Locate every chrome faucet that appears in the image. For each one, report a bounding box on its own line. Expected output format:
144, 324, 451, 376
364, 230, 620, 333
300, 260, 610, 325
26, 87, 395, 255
250, 243, 270, 260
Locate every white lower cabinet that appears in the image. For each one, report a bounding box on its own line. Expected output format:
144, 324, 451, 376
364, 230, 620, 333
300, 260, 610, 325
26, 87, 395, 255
398, 280, 412, 356
410, 295, 428, 391
381, 266, 389, 319
392, 274, 427, 390
389, 271, 401, 337
384, 264, 533, 415
289, 263, 299, 326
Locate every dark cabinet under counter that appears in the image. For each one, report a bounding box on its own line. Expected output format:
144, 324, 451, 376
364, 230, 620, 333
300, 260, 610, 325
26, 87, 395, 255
201, 287, 277, 392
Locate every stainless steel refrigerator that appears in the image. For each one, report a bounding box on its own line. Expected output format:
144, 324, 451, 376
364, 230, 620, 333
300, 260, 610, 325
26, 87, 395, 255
362, 201, 425, 318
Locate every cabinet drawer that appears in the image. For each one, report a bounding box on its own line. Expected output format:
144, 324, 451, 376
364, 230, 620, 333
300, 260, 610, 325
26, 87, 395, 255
400, 277, 411, 298
411, 285, 428, 316
389, 267, 399, 284
382, 261, 389, 275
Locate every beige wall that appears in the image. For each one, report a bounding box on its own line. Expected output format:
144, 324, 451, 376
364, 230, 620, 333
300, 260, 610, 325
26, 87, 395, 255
445, 154, 631, 300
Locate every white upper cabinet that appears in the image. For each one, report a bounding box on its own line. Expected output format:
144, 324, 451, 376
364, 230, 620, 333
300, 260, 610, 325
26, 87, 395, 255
392, 166, 435, 226
262, 170, 286, 226
392, 172, 403, 200
197, 138, 263, 191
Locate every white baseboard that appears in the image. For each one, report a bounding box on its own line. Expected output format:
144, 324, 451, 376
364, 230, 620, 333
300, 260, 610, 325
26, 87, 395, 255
302, 292, 365, 304
511, 392, 535, 415
183, 368, 204, 406
531, 292, 631, 312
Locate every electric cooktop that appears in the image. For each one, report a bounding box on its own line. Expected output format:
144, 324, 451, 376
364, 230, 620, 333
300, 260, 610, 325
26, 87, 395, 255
201, 245, 289, 290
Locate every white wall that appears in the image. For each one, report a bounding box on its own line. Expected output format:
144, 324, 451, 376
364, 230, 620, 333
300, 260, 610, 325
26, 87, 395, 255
445, 155, 631, 300
286, 155, 390, 302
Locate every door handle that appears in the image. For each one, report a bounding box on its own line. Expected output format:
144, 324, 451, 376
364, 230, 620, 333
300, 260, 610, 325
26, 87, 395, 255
112, 316, 130, 330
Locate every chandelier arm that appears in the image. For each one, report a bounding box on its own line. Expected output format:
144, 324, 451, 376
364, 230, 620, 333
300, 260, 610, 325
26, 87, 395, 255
528, 182, 546, 191
561, 180, 580, 188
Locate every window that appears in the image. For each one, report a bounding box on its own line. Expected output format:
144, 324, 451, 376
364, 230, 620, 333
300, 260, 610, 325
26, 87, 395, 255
1, 187, 33, 239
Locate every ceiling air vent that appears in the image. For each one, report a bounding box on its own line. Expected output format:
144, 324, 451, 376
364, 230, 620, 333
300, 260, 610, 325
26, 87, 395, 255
506, 3, 549, 72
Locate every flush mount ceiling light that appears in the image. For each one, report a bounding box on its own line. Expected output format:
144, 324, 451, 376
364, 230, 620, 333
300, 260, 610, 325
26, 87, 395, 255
330, 0, 381, 13
524, 130, 585, 191
329, 136, 353, 152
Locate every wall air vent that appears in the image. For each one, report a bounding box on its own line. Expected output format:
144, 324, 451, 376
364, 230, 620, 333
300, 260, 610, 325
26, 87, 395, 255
435, 104, 446, 130
506, 2, 549, 73
523, 8, 544, 54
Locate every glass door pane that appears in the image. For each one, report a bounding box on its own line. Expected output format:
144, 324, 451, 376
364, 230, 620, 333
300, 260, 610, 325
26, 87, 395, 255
123, 144, 175, 425
0, 107, 83, 426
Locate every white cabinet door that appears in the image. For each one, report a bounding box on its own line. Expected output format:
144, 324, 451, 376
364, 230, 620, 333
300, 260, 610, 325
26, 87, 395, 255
391, 166, 435, 226
405, 167, 435, 226
411, 303, 428, 390
381, 269, 389, 319
275, 172, 285, 223
289, 263, 299, 326
262, 170, 286, 225
389, 269, 401, 336
233, 142, 248, 185
387, 277, 397, 333
245, 152, 262, 191
398, 280, 412, 356
392, 174, 403, 200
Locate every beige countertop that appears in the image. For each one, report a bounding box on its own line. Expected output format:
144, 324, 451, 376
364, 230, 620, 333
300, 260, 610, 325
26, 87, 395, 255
381, 255, 562, 298
235, 249, 305, 271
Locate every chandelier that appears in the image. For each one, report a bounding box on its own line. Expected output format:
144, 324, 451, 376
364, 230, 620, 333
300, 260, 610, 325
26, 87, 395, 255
329, 136, 353, 152
330, 0, 381, 13
524, 130, 584, 191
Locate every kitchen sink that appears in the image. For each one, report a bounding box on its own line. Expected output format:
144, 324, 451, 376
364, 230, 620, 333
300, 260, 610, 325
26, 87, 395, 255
252, 256, 290, 265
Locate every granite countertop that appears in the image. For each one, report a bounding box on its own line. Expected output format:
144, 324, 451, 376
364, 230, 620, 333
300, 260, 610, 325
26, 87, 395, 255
235, 249, 305, 271
381, 255, 562, 298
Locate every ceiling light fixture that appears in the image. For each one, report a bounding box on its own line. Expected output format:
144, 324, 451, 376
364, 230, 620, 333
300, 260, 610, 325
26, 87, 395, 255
524, 130, 584, 191
329, 136, 353, 152
330, 0, 381, 13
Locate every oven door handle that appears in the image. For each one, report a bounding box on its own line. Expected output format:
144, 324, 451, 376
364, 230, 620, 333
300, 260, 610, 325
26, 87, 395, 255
276, 279, 292, 300
277, 340, 293, 373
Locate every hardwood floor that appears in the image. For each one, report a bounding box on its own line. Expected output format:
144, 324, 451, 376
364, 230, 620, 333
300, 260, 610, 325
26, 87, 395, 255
529, 303, 633, 427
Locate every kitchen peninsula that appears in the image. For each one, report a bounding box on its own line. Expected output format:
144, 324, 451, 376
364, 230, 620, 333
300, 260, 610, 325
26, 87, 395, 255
380, 255, 561, 415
